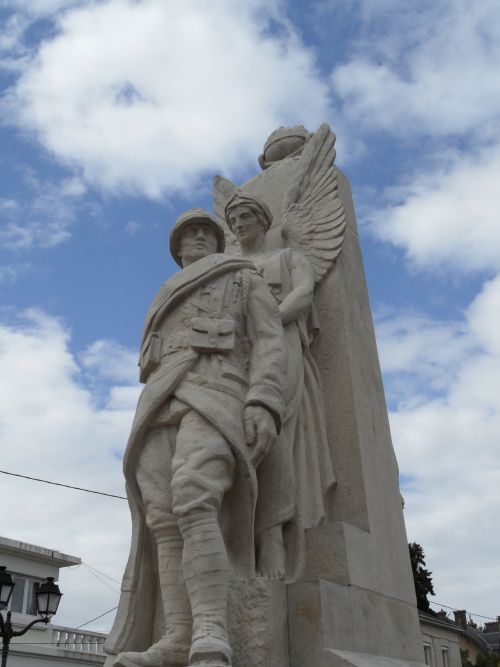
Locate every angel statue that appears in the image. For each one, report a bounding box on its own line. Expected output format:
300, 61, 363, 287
214, 123, 346, 580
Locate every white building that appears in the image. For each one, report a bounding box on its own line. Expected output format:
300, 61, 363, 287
0, 536, 106, 666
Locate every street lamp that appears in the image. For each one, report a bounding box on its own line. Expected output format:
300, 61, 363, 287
0, 568, 14, 611
0, 567, 62, 667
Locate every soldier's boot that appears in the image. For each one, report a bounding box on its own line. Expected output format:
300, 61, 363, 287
115, 526, 191, 667
178, 511, 232, 667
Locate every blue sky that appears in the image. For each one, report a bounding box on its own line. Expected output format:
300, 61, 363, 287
1, 0, 499, 633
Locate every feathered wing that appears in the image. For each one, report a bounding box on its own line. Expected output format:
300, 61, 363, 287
213, 175, 240, 255
281, 123, 346, 283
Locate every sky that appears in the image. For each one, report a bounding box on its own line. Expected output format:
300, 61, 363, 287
0, 0, 499, 636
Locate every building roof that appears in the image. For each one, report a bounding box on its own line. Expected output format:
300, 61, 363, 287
419, 610, 494, 653
481, 631, 500, 653
0, 536, 81, 568
466, 625, 497, 653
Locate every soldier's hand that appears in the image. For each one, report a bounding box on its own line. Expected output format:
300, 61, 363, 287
244, 405, 278, 468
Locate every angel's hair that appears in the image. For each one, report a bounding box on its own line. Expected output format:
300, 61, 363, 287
224, 191, 273, 234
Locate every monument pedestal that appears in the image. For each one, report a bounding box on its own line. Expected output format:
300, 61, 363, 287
228, 577, 288, 667
221, 134, 427, 667
228, 574, 424, 667
288, 579, 424, 667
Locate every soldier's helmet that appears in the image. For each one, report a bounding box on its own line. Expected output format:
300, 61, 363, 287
170, 208, 226, 267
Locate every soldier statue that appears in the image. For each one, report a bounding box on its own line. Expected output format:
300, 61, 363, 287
104, 209, 286, 667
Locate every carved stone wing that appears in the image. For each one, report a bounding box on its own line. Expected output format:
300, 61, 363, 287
213, 175, 240, 254
281, 123, 346, 283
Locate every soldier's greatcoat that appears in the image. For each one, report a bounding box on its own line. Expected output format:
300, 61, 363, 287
104, 254, 286, 658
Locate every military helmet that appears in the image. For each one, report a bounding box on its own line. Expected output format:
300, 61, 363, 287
170, 208, 226, 266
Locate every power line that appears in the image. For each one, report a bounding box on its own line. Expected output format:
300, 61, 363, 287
1, 472, 498, 624
430, 600, 497, 621
75, 606, 118, 630
82, 561, 121, 586
11, 606, 118, 644
81, 563, 120, 594
0, 469, 126, 500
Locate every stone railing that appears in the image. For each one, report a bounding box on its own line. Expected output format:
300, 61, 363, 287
53, 626, 106, 655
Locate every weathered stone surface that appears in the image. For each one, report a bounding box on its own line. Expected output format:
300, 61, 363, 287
106, 123, 426, 667
288, 580, 423, 667
228, 577, 288, 667
211, 123, 425, 667
104, 210, 287, 667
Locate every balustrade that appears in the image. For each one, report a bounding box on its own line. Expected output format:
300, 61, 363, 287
54, 627, 106, 654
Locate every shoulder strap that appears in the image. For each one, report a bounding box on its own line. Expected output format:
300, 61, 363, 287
241, 268, 250, 318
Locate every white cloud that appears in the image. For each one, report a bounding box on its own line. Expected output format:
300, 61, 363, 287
375, 310, 476, 405
331, 0, 500, 137
3, 0, 87, 18
2, 0, 331, 198
81, 338, 139, 384
0, 171, 89, 249
0, 1, 88, 71
125, 220, 141, 236
0, 12, 28, 54
0, 262, 32, 283
367, 142, 500, 274
0, 309, 140, 630
377, 275, 500, 619
60, 176, 87, 197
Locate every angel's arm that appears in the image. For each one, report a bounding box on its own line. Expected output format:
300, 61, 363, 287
279, 251, 315, 325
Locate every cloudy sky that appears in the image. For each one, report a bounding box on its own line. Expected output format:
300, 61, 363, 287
1, 0, 499, 635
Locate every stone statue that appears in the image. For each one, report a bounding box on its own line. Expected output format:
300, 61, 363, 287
223, 190, 336, 580
104, 209, 286, 667
214, 124, 346, 578
106, 123, 428, 667
209, 123, 427, 667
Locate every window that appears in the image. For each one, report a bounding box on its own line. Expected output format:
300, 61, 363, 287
10, 577, 26, 613
442, 648, 449, 667
26, 581, 40, 616
423, 644, 433, 666
7, 576, 42, 616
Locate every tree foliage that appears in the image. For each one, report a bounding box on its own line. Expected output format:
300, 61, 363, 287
462, 649, 475, 667
462, 649, 500, 667
408, 542, 435, 613
475, 651, 500, 667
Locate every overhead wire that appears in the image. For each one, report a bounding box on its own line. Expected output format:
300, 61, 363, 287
10, 606, 119, 644
81, 562, 121, 586
80, 563, 120, 594
75, 606, 119, 630
429, 600, 497, 621
0, 469, 126, 500
1, 470, 498, 624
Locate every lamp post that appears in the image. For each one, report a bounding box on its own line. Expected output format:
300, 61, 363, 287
0, 566, 62, 667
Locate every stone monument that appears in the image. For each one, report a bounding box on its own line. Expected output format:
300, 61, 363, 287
104, 124, 426, 667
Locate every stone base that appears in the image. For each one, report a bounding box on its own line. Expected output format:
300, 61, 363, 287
228, 576, 288, 667
326, 650, 426, 667
227, 577, 426, 667
105, 578, 425, 667
287, 579, 425, 667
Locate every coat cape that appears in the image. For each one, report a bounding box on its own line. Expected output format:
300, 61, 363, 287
104, 254, 259, 659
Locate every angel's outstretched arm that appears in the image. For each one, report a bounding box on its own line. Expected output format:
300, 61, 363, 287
279, 251, 314, 326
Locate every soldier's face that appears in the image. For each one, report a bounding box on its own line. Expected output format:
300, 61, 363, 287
178, 222, 219, 267
228, 205, 266, 248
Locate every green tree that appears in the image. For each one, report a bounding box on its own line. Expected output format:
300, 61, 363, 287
475, 651, 500, 667
408, 542, 435, 613
461, 649, 474, 667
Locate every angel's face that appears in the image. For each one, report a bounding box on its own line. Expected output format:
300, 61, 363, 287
228, 205, 266, 248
